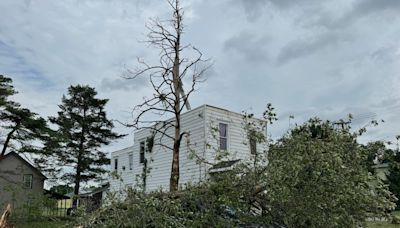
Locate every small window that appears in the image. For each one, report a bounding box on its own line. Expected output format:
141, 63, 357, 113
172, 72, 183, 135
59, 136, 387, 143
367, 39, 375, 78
129, 154, 133, 170
114, 157, 118, 170
23, 174, 33, 189
146, 137, 153, 153
219, 123, 228, 150
140, 141, 145, 164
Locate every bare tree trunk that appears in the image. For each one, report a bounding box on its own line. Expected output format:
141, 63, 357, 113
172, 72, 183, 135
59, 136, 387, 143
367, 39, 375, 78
1, 121, 20, 156
170, 126, 180, 191
73, 155, 82, 208
73, 108, 86, 207
170, 4, 181, 191
126, 0, 208, 192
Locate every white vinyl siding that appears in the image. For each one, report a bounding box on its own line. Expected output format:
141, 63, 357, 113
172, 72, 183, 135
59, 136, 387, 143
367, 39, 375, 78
109, 147, 134, 193
109, 105, 265, 194
204, 105, 254, 164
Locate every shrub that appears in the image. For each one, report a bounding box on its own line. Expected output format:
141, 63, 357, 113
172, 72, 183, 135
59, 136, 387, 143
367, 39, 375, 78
79, 187, 239, 228
79, 118, 396, 228
266, 118, 396, 228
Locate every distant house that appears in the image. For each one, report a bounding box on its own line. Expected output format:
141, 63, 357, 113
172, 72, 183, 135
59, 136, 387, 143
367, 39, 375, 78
0, 152, 46, 210
110, 104, 266, 193
372, 163, 390, 181
79, 183, 110, 212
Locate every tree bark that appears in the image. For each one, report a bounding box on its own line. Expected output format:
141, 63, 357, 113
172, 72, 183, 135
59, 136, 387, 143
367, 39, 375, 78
1, 121, 20, 156
170, 2, 181, 191
128, 0, 204, 192
72, 160, 81, 208
170, 131, 180, 191
73, 108, 86, 207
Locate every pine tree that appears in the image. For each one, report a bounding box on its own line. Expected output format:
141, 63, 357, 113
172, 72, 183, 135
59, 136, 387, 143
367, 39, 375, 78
0, 75, 16, 107
49, 85, 123, 204
0, 75, 51, 157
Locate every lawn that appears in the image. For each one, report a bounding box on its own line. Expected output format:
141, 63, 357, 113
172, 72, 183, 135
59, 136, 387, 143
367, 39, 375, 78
12, 220, 400, 228
367, 211, 400, 228
8, 213, 400, 227
11, 218, 74, 228
368, 222, 400, 228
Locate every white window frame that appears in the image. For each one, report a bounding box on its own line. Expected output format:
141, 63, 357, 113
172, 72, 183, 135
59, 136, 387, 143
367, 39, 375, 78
23, 174, 33, 189
129, 154, 133, 170
140, 141, 146, 164
219, 123, 229, 151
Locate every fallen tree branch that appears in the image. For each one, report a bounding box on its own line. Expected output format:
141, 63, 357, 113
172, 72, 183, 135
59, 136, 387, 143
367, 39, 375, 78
0, 204, 12, 228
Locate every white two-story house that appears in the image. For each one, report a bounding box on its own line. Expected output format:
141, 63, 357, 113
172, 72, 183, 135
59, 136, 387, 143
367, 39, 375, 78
109, 105, 266, 193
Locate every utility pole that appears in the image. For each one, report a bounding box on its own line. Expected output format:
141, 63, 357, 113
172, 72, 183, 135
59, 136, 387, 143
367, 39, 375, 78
288, 115, 294, 129
333, 120, 351, 130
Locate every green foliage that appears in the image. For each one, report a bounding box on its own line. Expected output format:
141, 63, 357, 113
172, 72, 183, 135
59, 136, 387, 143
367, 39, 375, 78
48, 85, 124, 194
80, 181, 268, 228
266, 118, 396, 228
0, 75, 16, 106
263, 103, 278, 125
80, 189, 192, 228
388, 151, 400, 210
7, 191, 75, 228
80, 108, 274, 227
79, 108, 396, 228
363, 141, 393, 174
0, 75, 49, 154
9, 193, 60, 221
50, 184, 74, 195
0, 75, 53, 174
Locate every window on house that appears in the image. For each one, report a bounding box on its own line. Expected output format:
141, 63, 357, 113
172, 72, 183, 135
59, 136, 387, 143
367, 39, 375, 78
23, 174, 33, 189
219, 123, 228, 150
140, 141, 145, 164
114, 157, 118, 170
146, 137, 153, 153
129, 154, 133, 170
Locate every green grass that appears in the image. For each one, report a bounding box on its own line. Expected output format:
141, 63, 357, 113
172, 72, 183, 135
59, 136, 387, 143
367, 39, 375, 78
367, 211, 400, 228
12, 218, 73, 228
9, 212, 400, 227
368, 222, 400, 228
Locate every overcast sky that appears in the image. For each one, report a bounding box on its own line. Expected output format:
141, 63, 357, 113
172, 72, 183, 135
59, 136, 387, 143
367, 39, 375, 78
1, 0, 399, 153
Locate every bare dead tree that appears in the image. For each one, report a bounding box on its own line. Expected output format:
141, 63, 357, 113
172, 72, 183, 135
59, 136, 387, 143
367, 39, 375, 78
125, 0, 209, 192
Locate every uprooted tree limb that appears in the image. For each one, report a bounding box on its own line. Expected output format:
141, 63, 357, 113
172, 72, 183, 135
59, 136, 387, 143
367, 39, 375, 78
0, 204, 12, 228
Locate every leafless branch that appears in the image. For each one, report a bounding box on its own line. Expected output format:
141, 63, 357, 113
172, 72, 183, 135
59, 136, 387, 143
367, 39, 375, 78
122, 0, 210, 191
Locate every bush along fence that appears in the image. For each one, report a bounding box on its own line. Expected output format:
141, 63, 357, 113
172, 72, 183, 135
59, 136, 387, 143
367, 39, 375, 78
4, 195, 69, 222
3, 191, 108, 224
